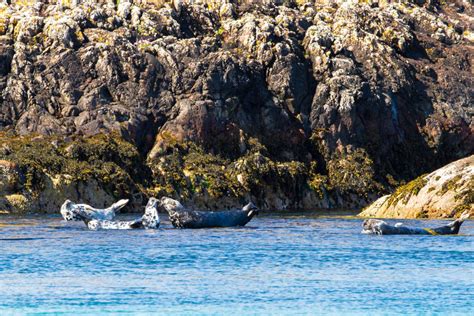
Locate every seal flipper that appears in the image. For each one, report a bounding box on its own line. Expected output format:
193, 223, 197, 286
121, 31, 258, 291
98, 199, 129, 221
129, 219, 144, 229
458, 210, 471, 222
110, 199, 129, 212
432, 211, 471, 235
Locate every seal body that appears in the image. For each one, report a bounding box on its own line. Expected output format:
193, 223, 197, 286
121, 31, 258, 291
86, 219, 145, 230
60, 199, 129, 221
69, 198, 160, 231
362, 211, 470, 235
160, 197, 259, 229
362, 220, 430, 235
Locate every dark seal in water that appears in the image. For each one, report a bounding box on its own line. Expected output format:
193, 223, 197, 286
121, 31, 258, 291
362, 211, 470, 235
160, 197, 259, 229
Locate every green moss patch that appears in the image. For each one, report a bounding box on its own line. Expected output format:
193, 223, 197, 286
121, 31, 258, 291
438, 174, 463, 196
148, 138, 330, 208
327, 147, 383, 197
386, 174, 428, 207
0, 131, 389, 212
0, 132, 148, 202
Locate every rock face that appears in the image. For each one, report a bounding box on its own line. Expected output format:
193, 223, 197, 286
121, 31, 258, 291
359, 155, 473, 219
0, 0, 473, 213
0, 133, 147, 213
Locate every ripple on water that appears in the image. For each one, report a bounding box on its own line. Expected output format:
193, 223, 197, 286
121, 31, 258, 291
0, 215, 473, 314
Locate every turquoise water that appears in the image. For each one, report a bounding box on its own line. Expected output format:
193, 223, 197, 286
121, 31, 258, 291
0, 215, 473, 315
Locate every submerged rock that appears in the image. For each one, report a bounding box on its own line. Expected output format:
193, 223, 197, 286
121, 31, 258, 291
360, 155, 474, 219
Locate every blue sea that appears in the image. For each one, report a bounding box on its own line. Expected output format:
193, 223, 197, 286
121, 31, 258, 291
0, 214, 473, 315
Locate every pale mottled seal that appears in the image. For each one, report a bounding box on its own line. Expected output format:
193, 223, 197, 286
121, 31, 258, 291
60, 199, 129, 221
362, 211, 470, 235
160, 197, 259, 229
75, 198, 160, 230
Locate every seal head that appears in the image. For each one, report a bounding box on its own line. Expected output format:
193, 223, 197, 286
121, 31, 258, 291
142, 197, 160, 229
242, 202, 259, 217
159, 196, 186, 214
362, 219, 384, 235
60, 200, 82, 221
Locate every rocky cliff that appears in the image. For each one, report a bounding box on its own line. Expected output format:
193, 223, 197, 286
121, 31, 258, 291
359, 155, 473, 218
0, 0, 473, 213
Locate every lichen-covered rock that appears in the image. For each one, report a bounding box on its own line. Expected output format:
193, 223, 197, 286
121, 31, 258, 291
359, 155, 474, 219
0, 0, 472, 212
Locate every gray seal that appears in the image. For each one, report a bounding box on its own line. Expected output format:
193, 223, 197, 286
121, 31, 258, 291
160, 197, 259, 229
74, 198, 160, 230
362, 211, 470, 235
60, 199, 129, 221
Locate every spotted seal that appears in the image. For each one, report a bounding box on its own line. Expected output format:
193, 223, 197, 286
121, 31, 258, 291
60, 199, 129, 221
362, 211, 470, 235
74, 198, 160, 230
159, 197, 259, 229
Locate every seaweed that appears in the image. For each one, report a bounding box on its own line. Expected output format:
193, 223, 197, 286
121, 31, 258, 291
386, 174, 428, 207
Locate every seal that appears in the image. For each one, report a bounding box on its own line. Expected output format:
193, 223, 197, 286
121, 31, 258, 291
60, 199, 129, 221
75, 198, 160, 230
160, 197, 259, 229
361, 211, 471, 235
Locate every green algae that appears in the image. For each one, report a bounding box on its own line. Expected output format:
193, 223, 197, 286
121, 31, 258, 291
0, 131, 389, 212
0, 132, 147, 205
453, 177, 474, 213
438, 175, 463, 196
326, 147, 383, 197
386, 174, 428, 207
415, 208, 429, 219
150, 143, 241, 202
148, 137, 326, 208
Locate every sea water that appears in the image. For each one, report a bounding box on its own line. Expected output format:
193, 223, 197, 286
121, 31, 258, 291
0, 215, 473, 315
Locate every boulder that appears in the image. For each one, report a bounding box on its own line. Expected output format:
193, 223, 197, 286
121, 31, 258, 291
360, 155, 474, 218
